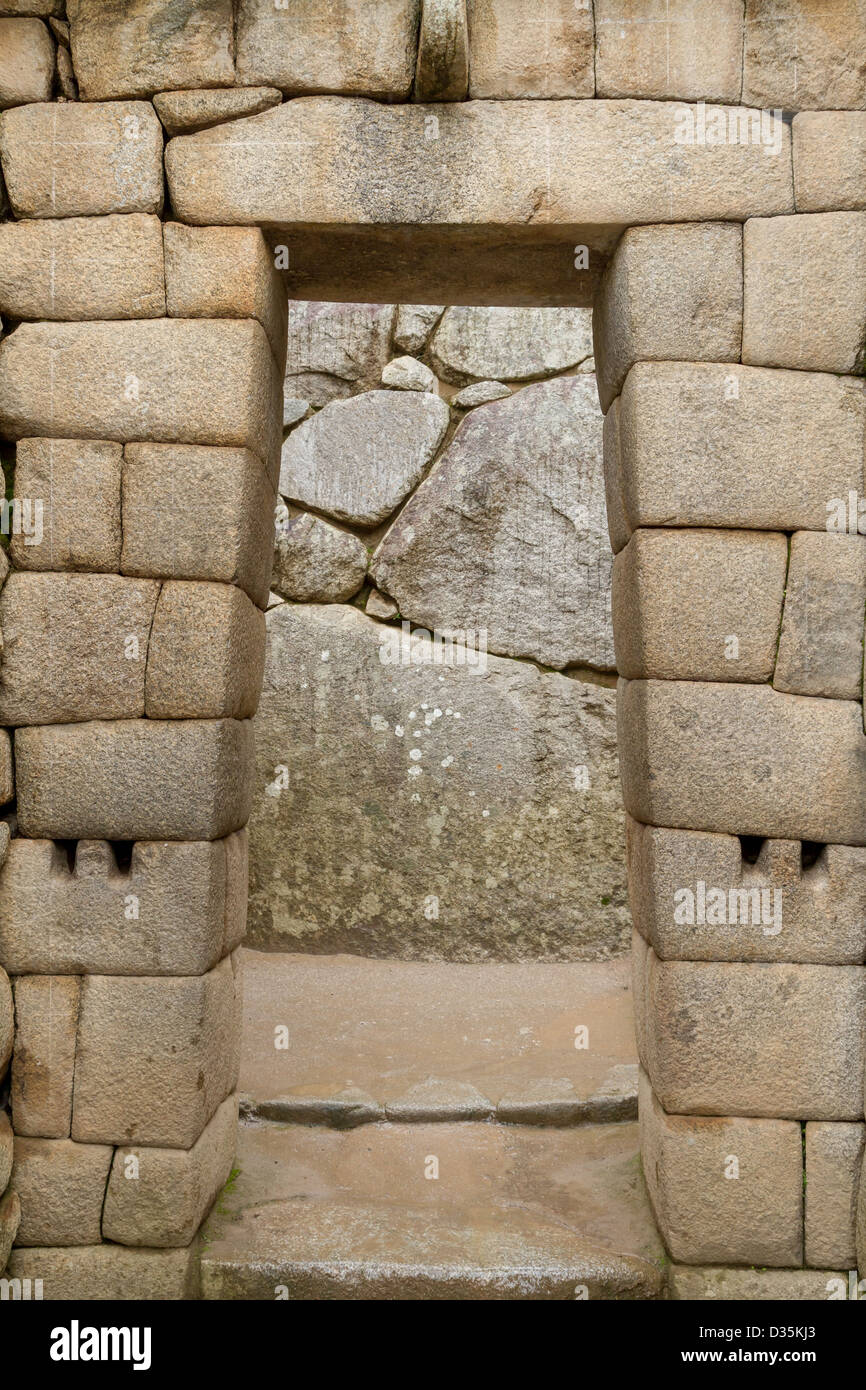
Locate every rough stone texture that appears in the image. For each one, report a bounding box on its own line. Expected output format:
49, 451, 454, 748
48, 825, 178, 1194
794, 112, 866, 211
0, 1112, 12, 1194
613, 528, 787, 683
146, 581, 266, 721
55, 42, 75, 99
382, 355, 436, 391
467, 0, 593, 98
0, 101, 164, 217
15, 719, 254, 842
668, 1266, 847, 1300
0, 572, 159, 725
72, 954, 241, 1148
283, 397, 310, 429
0, 832, 247, 977
7, 1244, 196, 1300
626, 817, 866, 966
371, 377, 612, 670
249, 603, 628, 961
616, 363, 866, 537
122, 444, 276, 608
279, 390, 449, 527
394, 304, 444, 354
452, 380, 511, 408
743, 213, 866, 373
103, 1094, 237, 1247
805, 1122, 864, 1269
67, 0, 234, 101
0, 1190, 20, 1272
0, 214, 165, 321
366, 589, 399, 621
272, 513, 367, 604
11, 976, 80, 1137
0, 18, 54, 107
236, 0, 421, 98
154, 86, 282, 137
0, 734, 11, 807
858, 1157, 866, 1278
602, 396, 629, 555
743, 0, 866, 111
639, 1070, 803, 1267
619, 679, 866, 846
12, 1136, 112, 1246
595, 0, 743, 102
284, 301, 396, 407
430, 306, 592, 384
415, 0, 468, 101
593, 223, 743, 411
10, 438, 121, 573
774, 533, 866, 701
0, 966, 12, 1076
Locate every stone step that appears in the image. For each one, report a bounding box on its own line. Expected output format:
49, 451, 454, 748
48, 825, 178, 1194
239, 949, 637, 1126
199, 1118, 665, 1301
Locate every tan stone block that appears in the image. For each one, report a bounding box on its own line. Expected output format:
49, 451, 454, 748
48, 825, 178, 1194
0, 215, 165, 320
631, 926, 649, 1072
0, 965, 11, 1076
467, 0, 593, 98
743, 213, 866, 373
0, 732, 12, 807
0, 1111, 12, 1193
11, 976, 79, 1137
613, 528, 787, 682
640, 1069, 803, 1267
0, 1190, 20, 1273
0, 572, 159, 725
414, 0, 469, 102
774, 533, 866, 700
10, 438, 122, 572
857, 1153, 866, 1276
103, 1094, 237, 1247
794, 112, 866, 212
805, 1122, 864, 1269
0, 832, 247, 976
7, 1244, 196, 1300
602, 396, 629, 555
121, 444, 276, 606
669, 1266, 847, 1300
743, 0, 866, 111
146, 582, 266, 720
595, 0, 743, 102
0, 101, 164, 218
153, 86, 281, 137
12, 1136, 112, 1245
618, 678, 866, 845
15, 719, 254, 841
0, 18, 54, 107
67, 0, 234, 101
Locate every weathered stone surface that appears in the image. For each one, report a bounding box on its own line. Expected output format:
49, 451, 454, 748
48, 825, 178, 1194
366, 589, 399, 621
743, 213, 866, 373
774, 533, 866, 700
0, 733, 11, 807
55, 43, 75, 99
12, 1136, 112, 1245
237, 0, 420, 98
272, 512, 367, 603
640, 1070, 803, 1267
452, 380, 511, 408
0, 214, 165, 321
0, 832, 247, 976
67, 0, 234, 101
10, 438, 122, 573
372, 377, 612, 670
594, 222, 743, 410
794, 112, 866, 211
619, 679, 866, 845
467, 0, 593, 98
430, 306, 592, 384
595, 0, 743, 101
858, 1156, 866, 1278
669, 1266, 846, 1300
415, 0, 468, 101
0, 572, 159, 725
154, 86, 281, 137
0, 18, 54, 107
146, 581, 266, 720
616, 363, 865, 536
386, 1078, 492, 1123
0, 1112, 12, 1194
381, 355, 436, 391
602, 396, 629, 555
283, 397, 310, 430
0, 1190, 19, 1272
72, 954, 241, 1148
626, 817, 866, 965
743, 0, 866, 110
394, 304, 444, 354
249, 604, 628, 960
0, 101, 164, 217
15, 719, 254, 841
122, 444, 276, 608
0, 965, 12, 1076
284, 301, 396, 407
279, 390, 449, 527
613, 529, 787, 683
805, 1122, 864, 1269
7, 1244, 196, 1300
11, 976, 80, 1137
0, 2, 63, 12
103, 1095, 237, 1247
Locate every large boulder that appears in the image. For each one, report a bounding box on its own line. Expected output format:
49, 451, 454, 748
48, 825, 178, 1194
284, 301, 396, 406
430, 306, 593, 383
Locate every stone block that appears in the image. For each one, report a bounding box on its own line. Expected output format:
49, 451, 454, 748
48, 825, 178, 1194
774, 533, 866, 700
743, 213, 866, 373
7, 1244, 196, 1300
0, 832, 247, 976
0, 101, 164, 217
153, 86, 281, 137
146, 581, 266, 720
284, 301, 396, 407
414, 0, 469, 101
639, 1069, 803, 1267
794, 112, 866, 212
15, 718, 254, 842
669, 1266, 847, 1300
618, 678, 866, 845
394, 304, 444, 354
0, 1190, 19, 1272
467, 0, 593, 98
0, 1112, 12, 1194
0, 733, 11, 807
805, 1122, 864, 1269
272, 512, 367, 604
0, 18, 54, 107
103, 1094, 237, 1247
743, 0, 866, 111
631, 926, 649, 1071
858, 1154, 866, 1277
595, 0, 743, 101
0, 572, 159, 725
72, 954, 241, 1148
12, 1136, 112, 1245
602, 396, 629, 555
593, 222, 743, 410
0, 965, 12, 1076
0, 214, 165, 320
10, 438, 122, 573
613, 528, 787, 683
11, 976, 80, 1137
429, 306, 593, 384
67, 0, 234, 101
